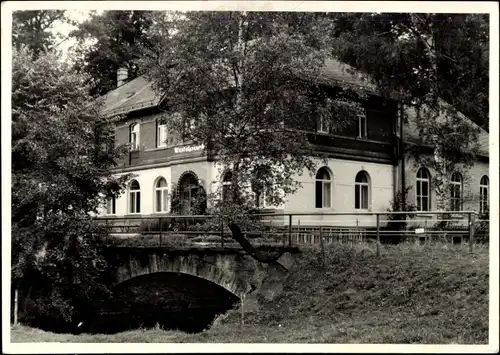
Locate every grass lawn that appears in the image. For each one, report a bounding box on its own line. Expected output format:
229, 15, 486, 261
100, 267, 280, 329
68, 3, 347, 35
10, 243, 490, 344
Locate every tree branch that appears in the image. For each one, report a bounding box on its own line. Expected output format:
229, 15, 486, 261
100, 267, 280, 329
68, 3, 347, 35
227, 222, 289, 272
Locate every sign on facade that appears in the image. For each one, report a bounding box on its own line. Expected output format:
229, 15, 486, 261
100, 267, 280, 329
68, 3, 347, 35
174, 144, 205, 154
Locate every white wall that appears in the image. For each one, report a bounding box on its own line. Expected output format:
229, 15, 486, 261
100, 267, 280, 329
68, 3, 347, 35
101, 166, 172, 217
99, 158, 396, 228
284, 158, 395, 227
405, 156, 489, 214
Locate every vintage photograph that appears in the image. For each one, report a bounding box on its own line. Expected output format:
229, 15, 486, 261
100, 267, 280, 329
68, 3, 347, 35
3, 1, 498, 352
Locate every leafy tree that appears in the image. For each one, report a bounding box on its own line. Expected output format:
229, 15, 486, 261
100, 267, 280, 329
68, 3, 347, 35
386, 187, 417, 232
12, 10, 69, 58
70, 10, 157, 96
143, 11, 363, 263
328, 13, 486, 213
11, 46, 130, 328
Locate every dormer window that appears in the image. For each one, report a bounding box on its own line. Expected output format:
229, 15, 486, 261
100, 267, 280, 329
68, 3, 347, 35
357, 112, 367, 139
130, 123, 140, 150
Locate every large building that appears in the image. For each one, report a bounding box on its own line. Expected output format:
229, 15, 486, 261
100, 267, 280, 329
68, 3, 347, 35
97, 59, 489, 227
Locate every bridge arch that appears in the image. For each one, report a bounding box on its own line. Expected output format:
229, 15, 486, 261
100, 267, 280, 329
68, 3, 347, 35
113, 252, 251, 296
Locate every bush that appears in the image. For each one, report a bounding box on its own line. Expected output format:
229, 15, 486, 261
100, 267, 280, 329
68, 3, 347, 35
474, 218, 489, 243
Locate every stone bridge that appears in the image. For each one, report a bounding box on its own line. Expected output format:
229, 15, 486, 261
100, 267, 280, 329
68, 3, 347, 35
100, 245, 300, 302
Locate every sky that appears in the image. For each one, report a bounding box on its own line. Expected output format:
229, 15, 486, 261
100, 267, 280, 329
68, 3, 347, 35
51, 10, 102, 60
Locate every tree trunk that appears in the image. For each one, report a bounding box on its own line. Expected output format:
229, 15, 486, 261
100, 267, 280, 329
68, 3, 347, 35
228, 222, 288, 271
13, 288, 19, 325
409, 15, 450, 214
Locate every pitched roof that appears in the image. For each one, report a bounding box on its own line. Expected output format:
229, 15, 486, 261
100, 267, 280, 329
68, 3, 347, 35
98, 58, 375, 117
404, 105, 489, 157
98, 76, 163, 117
317, 58, 377, 92
98, 58, 488, 157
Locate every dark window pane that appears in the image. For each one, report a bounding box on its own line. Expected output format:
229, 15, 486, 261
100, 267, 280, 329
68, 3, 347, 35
422, 181, 428, 196
156, 190, 162, 212
130, 193, 135, 213
315, 181, 323, 208
136, 192, 141, 213
422, 197, 429, 211
355, 185, 360, 209
362, 186, 368, 209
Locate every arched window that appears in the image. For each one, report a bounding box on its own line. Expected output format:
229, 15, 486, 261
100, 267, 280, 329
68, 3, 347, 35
416, 168, 431, 212
450, 172, 463, 211
130, 123, 140, 150
155, 177, 168, 213
129, 180, 141, 214
355, 171, 370, 210
156, 119, 167, 148
480, 175, 489, 215
315, 167, 332, 208
222, 171, 232, 202
179, 173, 200, 214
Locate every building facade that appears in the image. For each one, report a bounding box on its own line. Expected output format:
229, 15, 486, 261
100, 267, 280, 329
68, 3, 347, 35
98, 60, 489, 228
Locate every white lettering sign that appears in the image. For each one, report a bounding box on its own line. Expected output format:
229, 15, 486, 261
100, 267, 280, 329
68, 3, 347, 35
174, 144, 205, 154
415, 228, 425, 234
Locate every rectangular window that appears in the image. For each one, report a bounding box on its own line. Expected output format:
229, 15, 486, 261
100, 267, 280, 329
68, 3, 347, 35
355, 185, 360, 209
156, 190, 162, 212
130, 192, 140, 213
256, 191, 266, 208
315, 181, 323, 208
450, 185, 462, 211
316, 181, 331, 208
357, 114, 367, 139
106, 196, 116, 215
355, 185, 369, 210
361, 185, 368, 209
130, 124, 140, 150
416, 180, 430, 211
157, 123, 167, 148
155, 190, 168, 212
317, 117, 330, 134
130, 132, 137, 148
323, 182, 331, 208
480, 186, 488, 214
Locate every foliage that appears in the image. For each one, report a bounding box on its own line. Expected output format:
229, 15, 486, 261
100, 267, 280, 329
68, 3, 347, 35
12, 217, 109, 328
12, 10, 69, 58
168, 182, 207, 215
329, 13, 488, 130
11, 46, 130, 324
70, 10, 157, 96
385, 187, 418, 231
143, 11, 363, 212
11, 246, 489, 344
474, 217, 489, 243
328, 13, 486, 211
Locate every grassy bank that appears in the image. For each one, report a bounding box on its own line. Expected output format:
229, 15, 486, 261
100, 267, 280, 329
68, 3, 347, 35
10, 243, 489, 344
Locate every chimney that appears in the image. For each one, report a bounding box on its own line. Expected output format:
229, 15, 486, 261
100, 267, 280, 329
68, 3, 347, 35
117, 67, 128, 87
